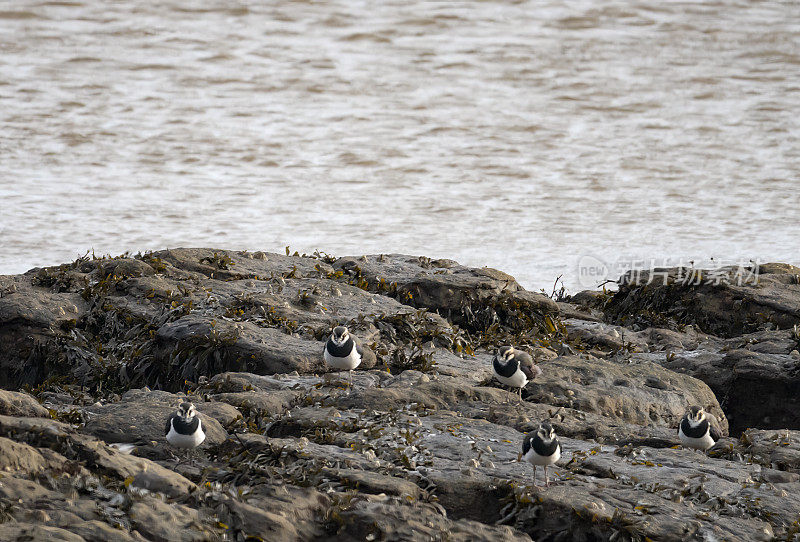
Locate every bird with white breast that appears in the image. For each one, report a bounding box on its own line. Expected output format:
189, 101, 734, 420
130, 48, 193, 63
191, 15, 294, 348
492, 346, 542, 403
324, 325, 363, 391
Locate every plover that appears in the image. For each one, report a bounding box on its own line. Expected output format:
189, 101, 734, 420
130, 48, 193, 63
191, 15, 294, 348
522, 422, 561, 487
324, 325, 362, 390
492, 346, 542, 403
678, 405, 721, 451
165, 401, 205, 451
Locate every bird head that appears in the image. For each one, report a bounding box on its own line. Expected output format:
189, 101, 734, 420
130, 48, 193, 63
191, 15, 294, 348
536, 422, 556, 442
497, 346, 515, 363
687, 405, 706, 424
331, 325, 350, 346
177, 402, 197, 421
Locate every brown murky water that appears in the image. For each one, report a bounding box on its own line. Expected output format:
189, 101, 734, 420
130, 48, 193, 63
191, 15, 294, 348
1, 1, 798, 290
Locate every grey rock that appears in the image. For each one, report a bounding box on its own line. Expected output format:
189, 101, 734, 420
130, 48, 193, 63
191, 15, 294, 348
604, 263, 800, 337
128, 500, 210, 542
525, 355, 728, 432
81, 389, 230, 447
742, 428, 800, 472
3, 251, 800, 541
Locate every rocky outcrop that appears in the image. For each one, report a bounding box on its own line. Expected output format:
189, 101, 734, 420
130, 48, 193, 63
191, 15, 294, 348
600, 263, 800, 337
0, 249, 799, 540
572, 264, 800, 435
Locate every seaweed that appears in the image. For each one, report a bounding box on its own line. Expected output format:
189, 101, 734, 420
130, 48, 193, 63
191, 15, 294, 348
135, 251, 167, 273
200, 252, 236, 270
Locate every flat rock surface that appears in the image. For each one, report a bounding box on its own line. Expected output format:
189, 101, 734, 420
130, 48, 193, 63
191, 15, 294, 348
81, 389, 232, 447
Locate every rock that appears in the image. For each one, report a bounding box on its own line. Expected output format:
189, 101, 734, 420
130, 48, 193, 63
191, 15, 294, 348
563, 318, 648, 352
602, 263, 800, 337
334, 254, 558, 329
0, 524, 86, 542
525, 355, 727, 432
4, 251, 800, 541
330, 468, 424, 499
0, 436, 54, 473
81, 389, 229, 446
0, 413, 203, 540
152, 315, 324, 380
742, 428, 800, 472
0, 389, 49, 417
0, 284, 86, 387
556, 301, 604, 322
99, 258, 155, 279
652, 337, 800, 434
338, 497, 530, 541
128, 500, 214, 542
129, 499, 213, 542
61, 520, 144, 542
213, 485, 329, 540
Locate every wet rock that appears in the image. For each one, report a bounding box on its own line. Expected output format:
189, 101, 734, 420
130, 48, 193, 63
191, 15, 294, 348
650, 337, 800, 434
0, 284, 86, 387
214, 485, 329, 541
99, 258, 155, 279
338, 497, 530, 541
0, 436, 55, 473
151, 247, 328, 281
563, 318, 649, 352
334, 254, 558, 328
128, 500, 210, 542
331, 468, 424, 499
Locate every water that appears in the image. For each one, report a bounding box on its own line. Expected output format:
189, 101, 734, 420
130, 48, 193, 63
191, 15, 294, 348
1, 1, 798, 292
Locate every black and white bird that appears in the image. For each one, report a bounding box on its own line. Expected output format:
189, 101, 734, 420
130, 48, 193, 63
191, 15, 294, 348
492, 346, 542, 403
165, 402, 205, 451
522, 422, 561, 487
324, 325, 362, 390
678, 405, 721, 451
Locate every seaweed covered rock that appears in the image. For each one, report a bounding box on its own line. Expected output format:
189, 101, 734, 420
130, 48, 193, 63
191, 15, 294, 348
741, 428, 800, 472
3, 251, 800, 541
1, 249, 459, 392
599, 263, 800, 337
334, 254, 559, 332
569, 263, 800, 434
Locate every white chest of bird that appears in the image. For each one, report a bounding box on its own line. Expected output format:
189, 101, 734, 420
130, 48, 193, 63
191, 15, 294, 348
523, 438, 561, 466
167, 418, 206, 449
324, 344, 361, 370
165, 402, 206, 450
678, 423, 716, 450
678, 406, 721, 451
495, 368, 528, 388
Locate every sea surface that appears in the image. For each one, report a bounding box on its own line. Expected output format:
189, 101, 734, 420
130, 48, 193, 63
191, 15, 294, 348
1, 0, 798, 292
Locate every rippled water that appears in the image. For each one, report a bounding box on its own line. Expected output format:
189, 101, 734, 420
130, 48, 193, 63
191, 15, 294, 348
1, 1, 798, 291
